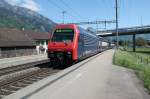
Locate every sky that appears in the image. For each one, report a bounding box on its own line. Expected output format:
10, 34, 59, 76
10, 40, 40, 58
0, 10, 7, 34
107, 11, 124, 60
6, 0, 150, 30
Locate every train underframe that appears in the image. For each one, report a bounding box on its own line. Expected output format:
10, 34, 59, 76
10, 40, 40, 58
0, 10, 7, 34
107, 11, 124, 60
48, 51, 73, 67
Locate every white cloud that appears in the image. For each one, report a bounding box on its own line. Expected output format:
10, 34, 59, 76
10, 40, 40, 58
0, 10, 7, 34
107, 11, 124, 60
5, 0, 21, 5
21, 0, 40, 12
5, 0, 40, 12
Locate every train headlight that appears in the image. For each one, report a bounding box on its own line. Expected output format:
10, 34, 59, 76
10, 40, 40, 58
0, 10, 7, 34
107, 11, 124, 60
50, 51, 54, 53
67, 52, 71, 54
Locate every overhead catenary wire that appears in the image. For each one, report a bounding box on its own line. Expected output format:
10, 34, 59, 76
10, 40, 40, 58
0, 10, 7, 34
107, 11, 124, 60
59, 0, 85, 20
46, 0, 117, 31
46, 0, 83, 23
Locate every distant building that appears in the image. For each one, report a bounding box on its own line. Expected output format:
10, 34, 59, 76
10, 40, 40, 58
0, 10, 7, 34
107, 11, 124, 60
23, 31, 50, 54
0, 28, 36, 58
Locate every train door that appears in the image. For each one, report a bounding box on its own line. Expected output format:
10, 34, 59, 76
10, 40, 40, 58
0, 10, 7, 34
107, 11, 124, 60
78, 33, 84, 59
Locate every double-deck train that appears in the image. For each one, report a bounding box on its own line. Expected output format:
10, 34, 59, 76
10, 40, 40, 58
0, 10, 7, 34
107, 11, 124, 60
47, 24, 109, 65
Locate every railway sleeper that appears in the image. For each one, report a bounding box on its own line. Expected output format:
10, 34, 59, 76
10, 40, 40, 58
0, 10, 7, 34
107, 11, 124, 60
36, 75, 48, 78
0, 89, 15, 93
30, 76, 43, 79
0, 89, 13, 95
27, 78, 39, 82
7, 85, 21, 90
9, 85, 23, 89
15, 82, 29, 87
0, 95, 4, 98
6, 86, 20, 91
21, 80, 33, 84
34, 76, 44, 79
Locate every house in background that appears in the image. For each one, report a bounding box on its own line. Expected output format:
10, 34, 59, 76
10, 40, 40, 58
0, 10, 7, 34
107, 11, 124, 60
0, 28, 36, 58
0, 27, 51, 58
24, 31, 50, 54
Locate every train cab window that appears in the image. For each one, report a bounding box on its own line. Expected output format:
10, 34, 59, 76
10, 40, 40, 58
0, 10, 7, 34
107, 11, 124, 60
52, 29, 74, 42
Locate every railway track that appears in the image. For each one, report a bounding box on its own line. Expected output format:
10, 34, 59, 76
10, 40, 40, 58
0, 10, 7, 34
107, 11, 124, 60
0, 59, 50, 76
0, 60, 61, 98
0, 51, 108, 98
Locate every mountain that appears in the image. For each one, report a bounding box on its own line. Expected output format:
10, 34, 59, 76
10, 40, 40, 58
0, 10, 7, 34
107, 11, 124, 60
0, 0, 56, 32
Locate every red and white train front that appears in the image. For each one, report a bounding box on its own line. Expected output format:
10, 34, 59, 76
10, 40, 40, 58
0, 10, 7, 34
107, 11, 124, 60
47, 24, 79, 65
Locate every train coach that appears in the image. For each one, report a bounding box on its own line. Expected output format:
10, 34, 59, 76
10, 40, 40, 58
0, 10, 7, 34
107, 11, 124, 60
47, 24, 100, 66
98, 37, 110, 51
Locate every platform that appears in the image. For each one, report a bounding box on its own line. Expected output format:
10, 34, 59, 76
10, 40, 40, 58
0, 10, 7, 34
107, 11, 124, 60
0, 54, 48, 69
4, 50, 150, 99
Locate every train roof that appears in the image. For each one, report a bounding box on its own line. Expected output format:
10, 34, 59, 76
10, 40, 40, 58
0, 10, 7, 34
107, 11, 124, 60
55, 24, 77, 29
54, 24, 99, 37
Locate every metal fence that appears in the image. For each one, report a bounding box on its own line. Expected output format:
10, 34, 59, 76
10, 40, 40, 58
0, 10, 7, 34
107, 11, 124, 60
132, 53, 150, 65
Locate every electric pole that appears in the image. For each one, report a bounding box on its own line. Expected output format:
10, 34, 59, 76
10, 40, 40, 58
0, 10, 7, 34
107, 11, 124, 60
140, 16, 143, 26
115, 0, 119, 49
62, 11, 67, 24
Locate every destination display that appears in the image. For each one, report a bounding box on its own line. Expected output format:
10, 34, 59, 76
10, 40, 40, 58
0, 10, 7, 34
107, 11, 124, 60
55, 29, 73, 33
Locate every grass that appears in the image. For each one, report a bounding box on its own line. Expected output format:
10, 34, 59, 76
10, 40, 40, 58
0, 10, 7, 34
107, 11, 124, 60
124, 47, 150, 53
113, 50, 150, 91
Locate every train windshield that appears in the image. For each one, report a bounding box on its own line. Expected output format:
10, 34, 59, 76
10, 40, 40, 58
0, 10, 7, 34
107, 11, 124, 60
52, 29, 74, 42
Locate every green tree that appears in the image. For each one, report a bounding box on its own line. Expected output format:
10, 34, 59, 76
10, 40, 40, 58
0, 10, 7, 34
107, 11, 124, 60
135, 37, 147, 46
119, 40, 126, 46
